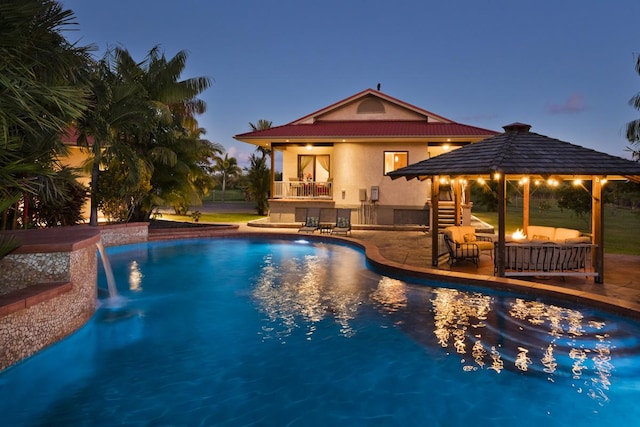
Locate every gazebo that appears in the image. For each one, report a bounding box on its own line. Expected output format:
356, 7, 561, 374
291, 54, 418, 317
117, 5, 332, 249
389, 123, 640, 282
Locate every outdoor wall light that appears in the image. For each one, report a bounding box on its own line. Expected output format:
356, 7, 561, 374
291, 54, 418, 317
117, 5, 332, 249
306, 144, 312, 150
493, 172, 501, 180
477, 177, 486, 185
341, 188, 346, 199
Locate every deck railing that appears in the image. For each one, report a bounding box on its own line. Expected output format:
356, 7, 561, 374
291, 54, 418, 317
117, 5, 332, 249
273, 181, 333, 199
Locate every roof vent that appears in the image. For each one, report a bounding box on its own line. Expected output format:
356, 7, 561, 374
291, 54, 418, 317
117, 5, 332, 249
357, 97, 385, 114
502, 122, 531, 133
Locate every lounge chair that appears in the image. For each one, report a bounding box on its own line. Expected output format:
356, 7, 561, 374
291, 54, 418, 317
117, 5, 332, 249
298, 208, 320, 233
443, 226, 494, 266
332, 208, 352, 236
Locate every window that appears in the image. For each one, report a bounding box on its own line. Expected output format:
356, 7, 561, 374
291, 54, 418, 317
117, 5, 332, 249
298, 154, 330, 181
384, 151, 408, 175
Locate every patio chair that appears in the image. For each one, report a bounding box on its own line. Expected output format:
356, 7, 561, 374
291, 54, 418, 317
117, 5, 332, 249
443, 226, 493, 266
298, 208, 320, 233
332, 208, 352, 236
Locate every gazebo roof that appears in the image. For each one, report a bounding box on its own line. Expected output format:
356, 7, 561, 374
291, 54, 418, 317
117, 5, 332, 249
389, 123, 640, 182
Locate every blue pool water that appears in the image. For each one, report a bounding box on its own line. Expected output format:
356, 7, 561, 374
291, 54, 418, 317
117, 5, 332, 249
1, 238, 640, 426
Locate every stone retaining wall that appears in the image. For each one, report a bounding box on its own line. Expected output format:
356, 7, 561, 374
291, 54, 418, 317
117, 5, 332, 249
0, 251, 70, 296
0, 231, 100, 371
0, 223, 151, 371
99, 222, 149, 247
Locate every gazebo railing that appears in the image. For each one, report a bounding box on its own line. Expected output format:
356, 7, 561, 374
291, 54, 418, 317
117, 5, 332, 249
499, 242, 597, 277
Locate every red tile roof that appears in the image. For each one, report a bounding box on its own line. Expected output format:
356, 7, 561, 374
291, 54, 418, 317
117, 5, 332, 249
235, 120, 497, 139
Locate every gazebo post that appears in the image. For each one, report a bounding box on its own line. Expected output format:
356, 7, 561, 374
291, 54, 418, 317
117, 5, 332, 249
496, 173, 506, 277
431, 176, 440, 267
592, 176, 605, 283
453, 178, 462, 225
270, 149, 276, 198
523, 178, 530, 235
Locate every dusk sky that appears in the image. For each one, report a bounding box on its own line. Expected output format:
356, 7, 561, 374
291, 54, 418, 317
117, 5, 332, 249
61, 0, 640, 167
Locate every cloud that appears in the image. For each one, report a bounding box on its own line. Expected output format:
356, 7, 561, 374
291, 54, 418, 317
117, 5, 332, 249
226, 145, 252, 168
546, 93, 587, 114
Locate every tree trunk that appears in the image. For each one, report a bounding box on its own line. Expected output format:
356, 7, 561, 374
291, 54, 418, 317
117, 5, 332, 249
221, 173, 227, 202
89, 160, 100, 226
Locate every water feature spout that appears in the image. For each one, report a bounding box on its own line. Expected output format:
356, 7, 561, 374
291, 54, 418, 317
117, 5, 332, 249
96, 240, 118, 298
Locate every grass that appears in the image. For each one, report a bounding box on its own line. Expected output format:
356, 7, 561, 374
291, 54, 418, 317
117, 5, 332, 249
202, 189, 246, 202
156, 212, 266, 224
473, 201, 640, 255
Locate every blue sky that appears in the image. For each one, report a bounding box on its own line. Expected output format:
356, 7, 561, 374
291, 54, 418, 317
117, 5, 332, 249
61, 0, 640, 166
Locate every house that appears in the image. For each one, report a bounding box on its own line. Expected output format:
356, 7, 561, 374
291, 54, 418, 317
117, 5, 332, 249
234, 88, 497, 226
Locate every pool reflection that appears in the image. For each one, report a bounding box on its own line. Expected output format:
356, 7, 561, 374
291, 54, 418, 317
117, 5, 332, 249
253, 255, 625, 404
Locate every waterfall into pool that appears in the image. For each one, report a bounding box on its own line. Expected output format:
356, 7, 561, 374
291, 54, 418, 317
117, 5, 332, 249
96, 240, 118, 299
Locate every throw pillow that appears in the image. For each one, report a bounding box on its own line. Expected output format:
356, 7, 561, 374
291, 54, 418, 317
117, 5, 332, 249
532, 235, 549, 240
463, 233, 476, 242
337, 217, 349, 228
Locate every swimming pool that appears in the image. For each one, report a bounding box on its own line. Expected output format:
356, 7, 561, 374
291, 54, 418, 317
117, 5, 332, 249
1, 238, 640, 426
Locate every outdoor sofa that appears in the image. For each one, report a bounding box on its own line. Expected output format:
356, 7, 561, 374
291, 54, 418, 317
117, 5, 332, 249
500, 226, 597, 278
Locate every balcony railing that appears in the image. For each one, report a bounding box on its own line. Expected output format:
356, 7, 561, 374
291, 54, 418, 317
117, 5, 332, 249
273, 181, 333, 199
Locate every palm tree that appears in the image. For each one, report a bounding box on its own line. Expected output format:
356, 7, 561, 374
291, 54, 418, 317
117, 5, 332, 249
129, 47, 216, 220
76, 50, 149, 225
0, 0, 92, 234
211, 153, 241, 202
78, 46, 217, 222
627, 54, 640, 161
245, 153, 270, 215
249, 119, 273, 159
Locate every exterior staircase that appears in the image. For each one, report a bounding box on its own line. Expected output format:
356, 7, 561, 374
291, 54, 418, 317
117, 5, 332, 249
437, 202, 459, 230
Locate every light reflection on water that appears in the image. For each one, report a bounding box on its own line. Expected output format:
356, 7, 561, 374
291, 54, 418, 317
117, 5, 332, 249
252, 251, 626, 406
253, 247, 365, 339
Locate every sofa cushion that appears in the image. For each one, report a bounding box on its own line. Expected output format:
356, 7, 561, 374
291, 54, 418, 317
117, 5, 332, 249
554, 227, 581, 241
564, 236, 591, 244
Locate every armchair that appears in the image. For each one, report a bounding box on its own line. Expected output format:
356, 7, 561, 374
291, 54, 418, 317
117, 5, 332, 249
443, 226, 494, 266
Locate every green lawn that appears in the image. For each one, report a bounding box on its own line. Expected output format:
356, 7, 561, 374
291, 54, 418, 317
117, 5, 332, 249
473, 203, 640, 255
202, 189, 246, 202
157, 212, 266, 223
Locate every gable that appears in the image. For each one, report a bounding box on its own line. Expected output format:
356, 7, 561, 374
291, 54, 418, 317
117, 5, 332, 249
292, 89, 451, 125
311, 94, 445, 123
